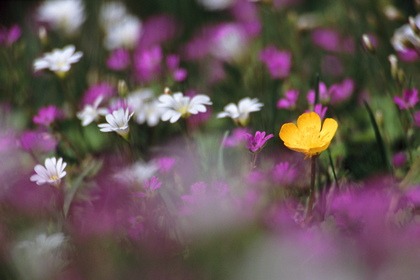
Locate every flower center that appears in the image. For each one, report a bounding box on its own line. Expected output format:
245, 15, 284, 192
50, 175, 59, 181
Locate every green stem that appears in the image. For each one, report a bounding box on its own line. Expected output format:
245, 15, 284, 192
251, 152, 258, 170
307, 156, 317, 218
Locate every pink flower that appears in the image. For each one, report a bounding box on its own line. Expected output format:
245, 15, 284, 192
311, 28, 355, 53
307, 82, 329, 104
81, 82, 116, 106
224, 127, 250, 147
20, 130, 58, 153
271, 161, 298, 185
398, 49, 419, 62
329, 78, 355, 104
134, 45, 162, 82
394, 88, 419, 110
392, 152, 407, 168
244, 131, 274, 153
277, 89, 299, 109
259, 45, 292, 79
156, 157, 176, 173
106, 48, 130, 71
132, 176, 162, 198
313, 104, 328, 119
0, 24, 21, 46
414, 111, 420, 128
33, 105, 63, 126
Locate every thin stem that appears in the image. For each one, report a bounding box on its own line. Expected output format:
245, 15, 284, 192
307, 156, 317, 218
251, 152, 258, 170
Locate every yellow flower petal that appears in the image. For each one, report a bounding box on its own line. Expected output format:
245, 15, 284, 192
279, 123, 299, 145
278, 112, 338, 158
297, 112, 321, 131
320, 118, 338, 142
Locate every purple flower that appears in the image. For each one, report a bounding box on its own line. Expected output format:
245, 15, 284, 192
271, 161, 298, 185
414, 111, 420, 128
244, 131, 274, 153
394, 88, 419, 110
20, 130, 58, 153
0, 24, 21, 46
398, 49, 419, 62
311, 28, 341, 52
277, 89, 299, 109
106, 48, 130, 71
173, 68, 188, 82
81, 82, 116, 106
307, 82, 329, 105
33, 105, 63, 126
259, 45, 292, 79
313, 103, 328, 119
156, 157, 176, 173
330, 78, 355, 104
133, 176, 162, 198
392, 152, 407, 168
224, 127, 250, 147
137, 15, 179, 50
134, 45, 162, 82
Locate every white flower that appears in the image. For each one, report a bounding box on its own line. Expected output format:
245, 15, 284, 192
391, 14, 420, 52
30, 157, 67, 187
211, 23, 248, 62
13, 232, 66, 280
196, 0, 236, 10
76, 96, 108, 126
158, 92, 212, 123
98, 107, 134, 138
99, 1, 128, 29
33, 45, 83, 75
37, 0, 85, 36
127, 89, 164, 127
113, 161, 159, 186
135, 99, 164, 127
104, 15, 142, 50
217, 97, 263, 126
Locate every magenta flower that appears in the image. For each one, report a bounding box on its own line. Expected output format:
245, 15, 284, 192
224, 127, 250, 147
33, 105, 63, 126
106, 48, 130, 71
20, 130, 58, 153
277, 89, 299, 109
81, 82, 116, 106
132, 176, 162, 198
156, 157, 176, 173
271, 161, 298, 186
329, 78, 355, 104
311, 28, 355, 53
259, 45, 292, 79
394, 88, 419, 110
392, 152, 407, 168
244, 131, 274, 153
307, 82, 329, 105
414, 111, 420, 128
134, 45, 162, 82
0, 24, 21, 46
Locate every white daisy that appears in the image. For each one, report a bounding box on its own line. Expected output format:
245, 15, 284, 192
76, 96, 108, 126
30, 157, 67, 187
113, 161, 159, 186
33, 45, 83, 76
158, 92, 212, 123
196, 0, 236, 10
217, 97, 263, 126
135, 99, 164, 127
103, 15, 142, 50
37, 0, 85, 36
98, 107, 134, 138
99, 1, 128, 29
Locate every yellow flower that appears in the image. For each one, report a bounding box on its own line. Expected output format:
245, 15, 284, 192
279, 112, 338, 158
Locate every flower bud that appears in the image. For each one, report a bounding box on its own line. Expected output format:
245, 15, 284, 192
118, 80, 128, 97
362, 34, 376, 53
388, 54, 398, 79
